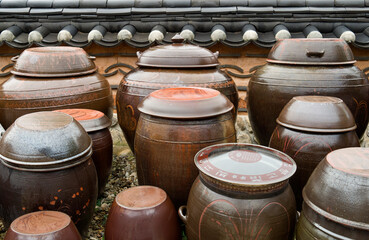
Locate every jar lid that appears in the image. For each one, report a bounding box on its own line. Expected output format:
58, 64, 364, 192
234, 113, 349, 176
116, 186, 167, 210
10, 211, 71, 235
326, 148, 369, 177
195, 143, 296, 186
0, 111, 92, 171
136, 34, 219, 68
277, 96, 356, 133
137, 87, 234, 119
11, 47, 97, 77
54, 109, 111, 132
267, 39, 356, 65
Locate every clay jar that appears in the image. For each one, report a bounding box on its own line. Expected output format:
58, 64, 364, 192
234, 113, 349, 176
134, 87, 236, 208
179, 143, 297, 240
0, 112, 98, 236
248, 39, 369, 145
296, 148, 369, 239
105, 186, 180, 240
54, 109, 113, 196
269, 96, 360, 210
4, 211, 82, 240
0, 46, 113, 129
116, 34, 238, 151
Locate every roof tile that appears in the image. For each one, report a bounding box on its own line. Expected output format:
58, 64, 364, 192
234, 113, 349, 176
192, 0, 219, 7
1, 0, 27, 7
53, 0, 80, 8
27, 0, 53, 8
135, 0, 162, 8
80, 0, 107, 8
107, 0, 134, 7
163, 0, 190, 7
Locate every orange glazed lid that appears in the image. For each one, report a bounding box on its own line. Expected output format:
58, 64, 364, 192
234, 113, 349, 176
54, 109, 111, 132
116, 186, 167, 210
137, 87, 234, 119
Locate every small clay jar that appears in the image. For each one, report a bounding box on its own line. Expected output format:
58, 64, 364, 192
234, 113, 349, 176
0, 112, 98, 236
134, 87, 236, 208
269, 96, 360, 210
54, 109, 113, 196
105, 186, 181, 240
4, 211, 82, 240
180, 143, 297, 240
296, 147, 369, 239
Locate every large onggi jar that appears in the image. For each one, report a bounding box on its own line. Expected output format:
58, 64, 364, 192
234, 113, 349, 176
134, 87, 236, 208
116, 34, 238, 152
0, 112, 98, 236
179, 143, 297, 240
0, 46, 113, 129
248, 39, 369, 145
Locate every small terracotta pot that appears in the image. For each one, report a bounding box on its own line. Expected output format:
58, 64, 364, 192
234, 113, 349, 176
54, 109, 113, 196
105, 186, 181, 240
180, 143, 297, 240
0, 112, 98, 236
296, 147, 369, 239
4, 211, 82, 240
134, 87, 236, 208
269, 96, 360, 210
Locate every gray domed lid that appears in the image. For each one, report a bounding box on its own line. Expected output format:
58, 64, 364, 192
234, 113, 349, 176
195, 143, 296, 186
0, 111, 92, 171
267, 39, 356, 65
136, 34, 219, 68
277, 96, 356, 133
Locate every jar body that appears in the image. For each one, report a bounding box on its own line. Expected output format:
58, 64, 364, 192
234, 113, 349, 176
0, 158, 98, 236
248, 64, 369, 145
89, 128, 113, 196
183, 176, 296, 240
105, 197, 180, 240
117, 68, 238, 151
269, 125, 360, 210
134, 112, 236, 208
0, 73, 113, 128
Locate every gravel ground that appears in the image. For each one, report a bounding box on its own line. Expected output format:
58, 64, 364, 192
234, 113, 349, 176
0, 114, 368, 239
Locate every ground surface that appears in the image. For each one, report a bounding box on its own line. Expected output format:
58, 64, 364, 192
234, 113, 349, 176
0, 114, 367, 239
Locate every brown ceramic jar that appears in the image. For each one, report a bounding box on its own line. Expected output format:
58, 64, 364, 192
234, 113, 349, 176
0, 46, 113, 129
105, 186, 181, 240
4, 211, 82, 240
116, 34, 238, 151
296, 148, 369, 239
54, 109, 112, 196
179, 143, 297, 240
134, 87, 236, 208
269, 96, 360, 210
0, 112, 98, 236
248, 39, 369, 145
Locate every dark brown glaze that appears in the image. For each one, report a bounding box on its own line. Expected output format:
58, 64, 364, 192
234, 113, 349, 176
180, 143, 297, 240
134, 88, 236, 208
0, 112, 98, 236
105, 186, 181, 240
11, 47, 97, 77
0, 49, 113, 129
54, 109, 113, 196
4, 211, 82, 240
269, 125, 360, 211
248, 39, 369, 145
297, 148, 369, 239
116, 37, 238, 152
269, 96, 360, 210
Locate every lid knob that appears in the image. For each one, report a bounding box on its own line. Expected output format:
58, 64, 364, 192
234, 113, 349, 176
171, 34, 185, 44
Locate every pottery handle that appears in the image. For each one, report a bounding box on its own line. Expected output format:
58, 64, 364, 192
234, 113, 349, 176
0, 124, 4, 139
11, 55, 19, 62
214, 51, 219, 58
136, 51, 142, 58
178, 205, 188, 224
88, 56, 96, 61
306, 49, 325, 58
